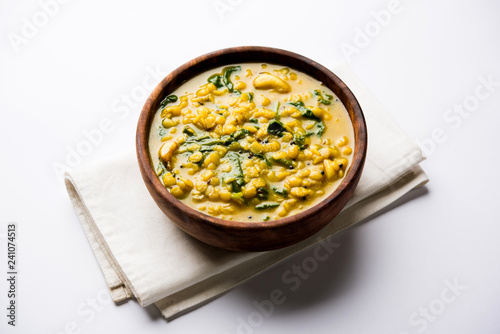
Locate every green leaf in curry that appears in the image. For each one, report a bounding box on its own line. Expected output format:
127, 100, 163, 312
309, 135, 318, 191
316, 121, 325, 136
159, 95, 178, 109
230, 192, 246, 205
267, 120, 287, 137
256, 187, 269, 200
207, 66, 241, 93
269, 157, 294, 168
199, 145, 217, 152
207, 73, 223, 88
222, 66, 240, 92
292, 132, 307, 150
223, 152, 246, 193
156, 160, 166, 177
274, 101, 281, 121
272, 186, 288, 198
182, 126, 249, 151
253, 153, 272, 167
289, 101, 320, 121
313, 89, 332, 105
289, 101, 326, 136
181, 127, 225, 152
220, 128, 250, 146
182, 125, 197, 137
255, 202, 279, 210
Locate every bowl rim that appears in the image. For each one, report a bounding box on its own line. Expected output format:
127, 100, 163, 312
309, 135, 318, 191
136, 46, 367, 232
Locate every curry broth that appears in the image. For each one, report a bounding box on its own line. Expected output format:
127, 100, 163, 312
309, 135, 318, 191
149, 63, 354, 222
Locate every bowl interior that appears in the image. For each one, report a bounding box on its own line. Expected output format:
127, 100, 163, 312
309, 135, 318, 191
136, 46, 367, 233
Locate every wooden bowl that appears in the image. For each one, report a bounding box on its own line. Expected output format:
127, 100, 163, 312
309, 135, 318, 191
136, 46, 367, 252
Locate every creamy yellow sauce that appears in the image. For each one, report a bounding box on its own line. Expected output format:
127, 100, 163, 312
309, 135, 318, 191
148, 63, 354, 222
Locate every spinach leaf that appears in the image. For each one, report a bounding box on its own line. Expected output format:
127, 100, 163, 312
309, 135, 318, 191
267, 120, 287, 137
246, 92, 254, 102
289, 101, 325, 136
230, 192, 246, 205
233, 128, 250, 141
272, 187, 288, 197
199, 145, 217, 152
198, 138, 223, 146
159, 95, 178, 109
222, 66, 240, 92
269, 157, 294, 168
255, 202, 279, 210
156, 161, 166, 177
224, 152, 245, 192
313, 90, 331, 105
181, 128, 224, 150
220, 128, 250, 146
208, 66, 241, 92
249, 118, 258, 124
207, 74, 224, 88
183, 137, 222, 148
256, 187, 269, 200
292, 133, 307, 150
230, 183, 241, 193
289, 101, 320, 121
275, 102, 281, 121
316, 121, 325, 136
254, 153, 272, 167
263, 216, 271, 221
183, 125, 197, 137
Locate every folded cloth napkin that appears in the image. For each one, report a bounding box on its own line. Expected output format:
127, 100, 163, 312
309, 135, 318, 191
65, 63, 428, 320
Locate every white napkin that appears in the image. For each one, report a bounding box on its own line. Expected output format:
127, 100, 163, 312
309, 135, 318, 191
65, 63, 428, 320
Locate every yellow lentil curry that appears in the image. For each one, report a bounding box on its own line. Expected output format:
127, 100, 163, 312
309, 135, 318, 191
149, 63, 354, 222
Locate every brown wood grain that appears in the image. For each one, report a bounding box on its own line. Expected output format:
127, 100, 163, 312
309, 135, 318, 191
136, 46, 367, 252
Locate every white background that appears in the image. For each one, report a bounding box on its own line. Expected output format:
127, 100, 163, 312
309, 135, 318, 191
1, 0, 499, 333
